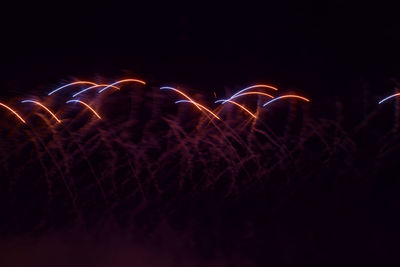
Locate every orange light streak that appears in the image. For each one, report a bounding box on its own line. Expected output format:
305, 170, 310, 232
160, 87, 203, 111
175, 100, 221, 120
263, 95, 310, 107
222, 100, 257, 119
0, 102, 26, 123
98, 79, 146, 93
66, 100, 101, 119
21, 100, 61, 123
230, 91, 274, 100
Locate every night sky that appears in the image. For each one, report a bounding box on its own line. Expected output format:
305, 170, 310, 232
2, 2, 399, 96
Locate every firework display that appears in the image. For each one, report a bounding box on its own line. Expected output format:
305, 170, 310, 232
1, 76, 400, 266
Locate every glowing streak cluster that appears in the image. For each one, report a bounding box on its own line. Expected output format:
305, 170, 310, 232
48, 78, 145, 96
9, 78, 146, 125
0, 78, 313, 128
213, 84, 311, 120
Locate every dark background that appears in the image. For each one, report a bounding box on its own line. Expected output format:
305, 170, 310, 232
1, 2, 399, 97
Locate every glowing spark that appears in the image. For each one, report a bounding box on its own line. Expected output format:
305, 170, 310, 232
73, 84, 120, 97
216, 99, 257, 119
48, 81, 98, 95
263, 95, 310, 107
21, 100, 61, 123
65, 100, 102, 119
98, 79, 146, 93
175, 100, 221, 120
0, 102, 26, 123
160, 86, 202, 111
221, 84, 278, 104
379, 93, 400, 104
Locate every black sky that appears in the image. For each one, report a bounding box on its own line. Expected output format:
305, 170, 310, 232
1, 2, 399, 97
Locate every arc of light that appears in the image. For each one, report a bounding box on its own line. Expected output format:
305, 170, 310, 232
0, 102, 26, 123
221, 84, 278, 104
175, 100, 221, 120
262, 95, 310, 108
65, 100, 101, 119
160, 87, 203, 111
378, 93, 400, 104
228, 91, 274, 101
21, 100, 61, 123
73, 84, 120, 97
215, 99, 257, 119
98, 79, 146, 94
48, 81, 98, 95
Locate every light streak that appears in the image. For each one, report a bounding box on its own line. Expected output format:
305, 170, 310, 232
0, 102, 26, 123
48, 81, 98, 95
175, 100, 221, 120
160, 86, 202, 111
65, 100, 101, 119
262, 95, 310, 108
98, 79, 146, 93
378, 93, 400, 104
221, 84, 278, 104
21, 100, 61, 123
216, 99, 257, 119
73, 84, 120, 97
229, 91, 274, 100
